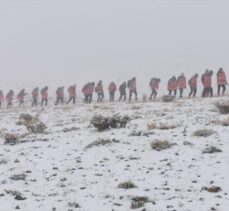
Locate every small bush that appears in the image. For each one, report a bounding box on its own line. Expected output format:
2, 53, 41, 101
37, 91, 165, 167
130, 197, 149, 209
68, 202, 80, 208
193, 129, 215, 137
215, 101, 229, 114
202, 146, 222, 154
17, 113, 47, 134
84, 138, 119, 150
91, 115, 131, 131
147, 122, 157, 130
10, 174, 26, 181
215, 118, 229, 126
151, 140, 176, 151
157, 123, 178, 130
162, 95, 175, 102
118, 181, 137, 189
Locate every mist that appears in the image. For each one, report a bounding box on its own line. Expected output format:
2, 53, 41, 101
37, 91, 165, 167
0, 0, 229, 97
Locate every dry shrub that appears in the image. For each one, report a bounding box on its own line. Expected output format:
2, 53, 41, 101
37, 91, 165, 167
131, 105, 141, 110
84, 138, 119, 150
193, 129, 215, 137
215, 101, 229, 114
68, 202, 80, 208
118, 181, 137, 189
130, 197, 149, 209
17, 113, 47, 134
91, 115, 131, 131
93, 105, 111, 110
10, 174, 26, 181
4, 133, 29, 145
158, 123, 178, 130
162, 95, 175, 102
147, 122, 157, 130
202, 146, 222, 154
151, 140, 176, 151
214, 118, 229, 126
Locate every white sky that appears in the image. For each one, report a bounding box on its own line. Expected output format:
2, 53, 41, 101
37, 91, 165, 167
0, 0, 229, 96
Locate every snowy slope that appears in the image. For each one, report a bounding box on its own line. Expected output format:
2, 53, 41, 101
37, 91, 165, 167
0, 97, 229, 211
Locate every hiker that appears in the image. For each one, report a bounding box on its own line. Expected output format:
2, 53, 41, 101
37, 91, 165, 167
41, 86, 48, 106
108, 82, 117, 102
95, 81, 104, 102
168, 76, 177, 96
119, 82, 127, 101
32, 87, 39, 107
6, 90, 14, 109
67, 85, 77, 104
188, 74, 198, 97
217, 68, 227, 96
177, 73, 186, 98
149, 78, 160, 100
128, 77, 137, 101
17, 89, 27, 107
0, 90, 4, 108
55, 86, 64, 106
82, 83, 90, 103
202, 70, 213, 97
87, 82, 95, 103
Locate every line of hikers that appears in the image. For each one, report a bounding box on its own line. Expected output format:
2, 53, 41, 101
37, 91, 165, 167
0, 68, 227, 108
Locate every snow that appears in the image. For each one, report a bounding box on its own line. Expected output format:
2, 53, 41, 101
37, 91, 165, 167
0, 97, 229, 211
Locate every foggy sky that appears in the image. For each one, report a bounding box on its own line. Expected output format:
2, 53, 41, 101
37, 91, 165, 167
0, 0, 229, 96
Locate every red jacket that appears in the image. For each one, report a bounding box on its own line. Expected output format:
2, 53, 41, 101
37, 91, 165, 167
88, 84, 94, 95
56, 88, 64, 98
189, 76, 197, 88
129, 80, 137, 91
82, 84, 89, 95
150, 79, 159, 90
68, 86, 76, 97
177, 76, 186, 89
203, 74, 212, 88
168, 78, 177, 91
41, 88, 48, 99
217, 71, 227, 85
32, 89, 39, 97
95, 85, 104, 94
108, 82, 117, 93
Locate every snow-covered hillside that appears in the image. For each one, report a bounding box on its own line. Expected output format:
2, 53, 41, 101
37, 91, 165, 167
0, 97, 229, 211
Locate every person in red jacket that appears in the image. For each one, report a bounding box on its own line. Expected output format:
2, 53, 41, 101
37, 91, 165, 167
32, 87, 39, 107
108, 82, 117, 102
168, 76, 177, 96
41, 86, 48, 106
177, 73, 186, 98
6, 90, 14, 109
55, 86, 64, 106
17, 89, 27, 107
95, 81, 104, 102
87, 82, 95, 103
149, 78, 161, 100
67, 85, 77, 104
128, 77, 137, 102
202, 70, 213, 97
188, 74, 198, 97
217, 68, 227, 96
0, 90, 4, 108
